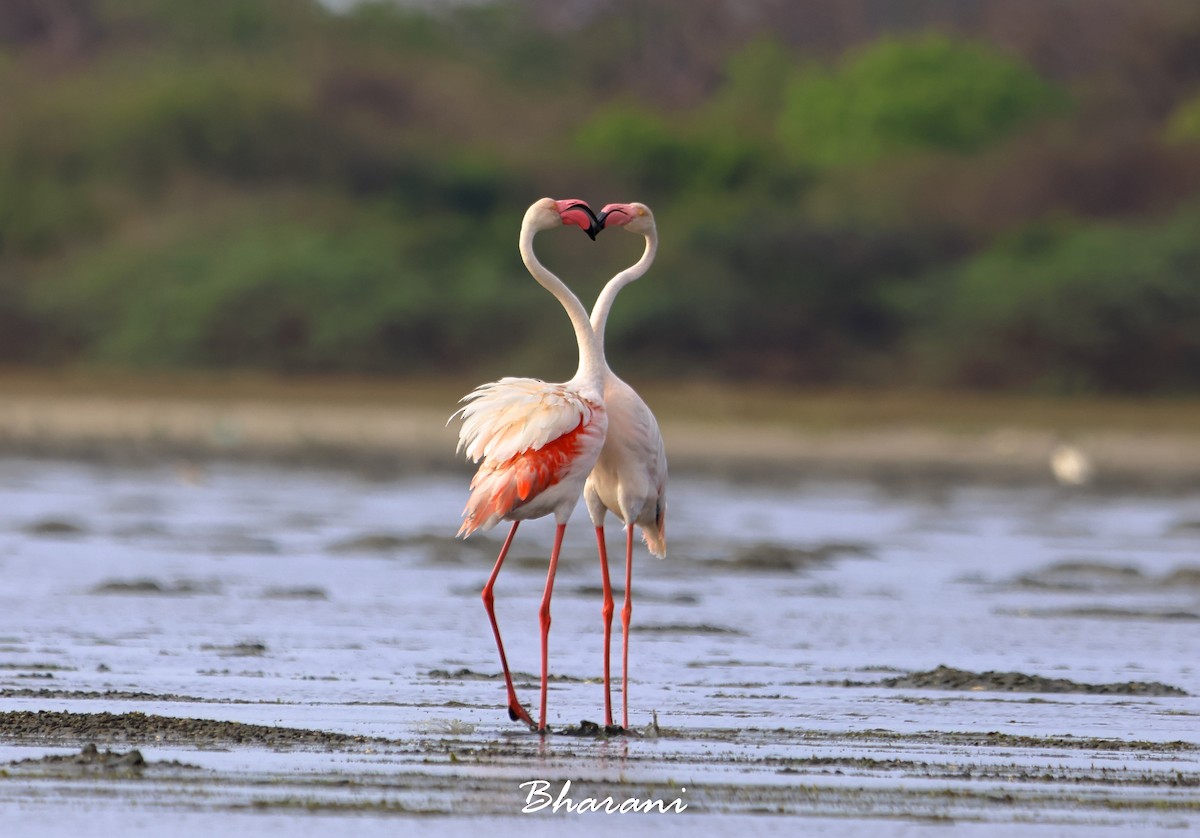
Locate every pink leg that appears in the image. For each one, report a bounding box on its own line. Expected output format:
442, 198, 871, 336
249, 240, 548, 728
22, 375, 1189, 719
595, 526, 614, 727
620, 523, 634, 730
481, 521, 534, 728
537, 522, 567, 733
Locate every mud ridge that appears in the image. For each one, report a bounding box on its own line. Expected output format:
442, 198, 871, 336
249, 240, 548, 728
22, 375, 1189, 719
425, 668, 589, 684
0, 688, 216, 703
5, 743, 201, 776
861, 665, 1188, 696
707, 541, 874, 573
89, 578, 222, 596
0, 710, 390, 749
1012, 560, 1200, 592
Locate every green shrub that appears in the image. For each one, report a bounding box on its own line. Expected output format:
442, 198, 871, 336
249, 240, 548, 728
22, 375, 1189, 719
702, 38, 795, 136
27, 199, 584, 373
0, 163, 104, 255
599, 199, 947, 381
0, 62, 343, 253
1165, 94, 1200, 145
97, 71, 322, 184
575, 103, 706, 192
927, 209, 1200, 391
576, 40, 809, 197
778, 35, 1065, 167
32, 211, 425, 370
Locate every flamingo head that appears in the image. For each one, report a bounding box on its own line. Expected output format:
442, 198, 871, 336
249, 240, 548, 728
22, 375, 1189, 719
598, 202, 654, 236
527, 197, 601, 239
555, 198, 602, 240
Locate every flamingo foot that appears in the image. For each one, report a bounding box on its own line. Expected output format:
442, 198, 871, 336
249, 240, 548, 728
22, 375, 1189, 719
507, 701, 535, 728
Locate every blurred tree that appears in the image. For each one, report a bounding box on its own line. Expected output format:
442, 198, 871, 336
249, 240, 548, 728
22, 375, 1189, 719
778, 34, 1065, 167
927, 208, 1200, 392
576, 104, 713, 194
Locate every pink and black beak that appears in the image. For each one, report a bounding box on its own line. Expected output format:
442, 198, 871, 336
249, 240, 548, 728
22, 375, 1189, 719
597, 203, 635, 230
554, 199, 602, 240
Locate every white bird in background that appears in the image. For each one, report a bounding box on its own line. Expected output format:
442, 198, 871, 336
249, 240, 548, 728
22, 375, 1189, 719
1050, 441, 1093, 486
454, 197, 606, 733
584, 202, 668, 731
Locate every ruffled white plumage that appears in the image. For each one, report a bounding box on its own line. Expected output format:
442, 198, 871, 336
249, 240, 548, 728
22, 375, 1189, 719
454, 377, 597, 465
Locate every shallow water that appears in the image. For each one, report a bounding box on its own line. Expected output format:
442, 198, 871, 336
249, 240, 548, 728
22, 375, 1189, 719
0, 458, 1197, 835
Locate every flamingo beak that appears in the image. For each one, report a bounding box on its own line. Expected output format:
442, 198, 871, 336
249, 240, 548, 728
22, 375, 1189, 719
555, 200, 602, 240
597, 204, 633, 230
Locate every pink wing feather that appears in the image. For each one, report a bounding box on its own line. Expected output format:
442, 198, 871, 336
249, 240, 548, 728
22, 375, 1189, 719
454, 377, 600, 536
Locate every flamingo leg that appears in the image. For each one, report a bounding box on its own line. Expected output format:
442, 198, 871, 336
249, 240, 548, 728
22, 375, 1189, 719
620, 523, 635, 730
481, 521, 534, 728
595, 526, 614, 727
537, 522, 567, 733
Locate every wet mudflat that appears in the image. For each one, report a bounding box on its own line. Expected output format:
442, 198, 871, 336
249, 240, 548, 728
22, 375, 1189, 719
0, 458, 1198, 836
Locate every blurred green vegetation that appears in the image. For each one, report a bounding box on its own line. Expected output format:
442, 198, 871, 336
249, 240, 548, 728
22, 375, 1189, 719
1167, 95, 1200, 145
2, 0, 1200, 392
778, 35, 1066, 168
910, 210, 1200, 392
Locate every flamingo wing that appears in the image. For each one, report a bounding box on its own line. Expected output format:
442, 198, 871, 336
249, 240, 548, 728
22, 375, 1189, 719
454, 377, 602, 536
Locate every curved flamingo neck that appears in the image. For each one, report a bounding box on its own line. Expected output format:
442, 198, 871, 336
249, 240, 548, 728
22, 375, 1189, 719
590, 225, 658, 362
519, 220, 605, 394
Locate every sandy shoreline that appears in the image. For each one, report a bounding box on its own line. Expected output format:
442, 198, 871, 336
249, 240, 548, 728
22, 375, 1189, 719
2, 377, 1200, 486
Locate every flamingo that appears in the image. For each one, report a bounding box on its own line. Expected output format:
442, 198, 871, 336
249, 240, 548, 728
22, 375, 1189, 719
584, 202, 668, 731
454, 197, 607, 733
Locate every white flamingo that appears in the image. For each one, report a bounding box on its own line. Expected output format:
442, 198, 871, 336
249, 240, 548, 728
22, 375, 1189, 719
454, 197, 606, 732
584, 201, 668, 731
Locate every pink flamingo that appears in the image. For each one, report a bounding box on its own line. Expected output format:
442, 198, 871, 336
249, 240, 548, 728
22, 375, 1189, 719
454, 197, 607, 733
585, 202, 668, 731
